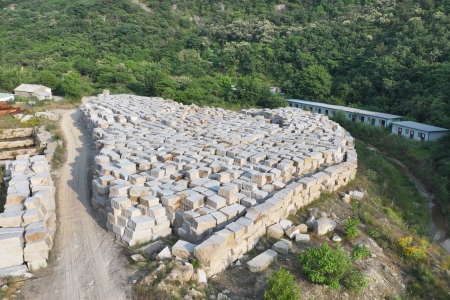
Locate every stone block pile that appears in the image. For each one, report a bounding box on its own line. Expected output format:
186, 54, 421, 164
0, 155, 56, 275
81, 94, 357, 277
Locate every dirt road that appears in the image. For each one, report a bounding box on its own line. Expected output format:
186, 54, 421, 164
21, 108, 132, 299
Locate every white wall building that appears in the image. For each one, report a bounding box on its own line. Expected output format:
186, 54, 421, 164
391, 121, 449, 141
287, 99, 402, 127
14, 84, 52, 100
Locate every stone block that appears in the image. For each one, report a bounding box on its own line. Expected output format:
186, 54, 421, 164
172, 240, 196, 259
140, 195, 160, 207
122, 207, 142, 218
194, 235, 227, 265
207, 195, 227, 210
314, 218, 336, 235
267, 223, 284, 239
285, 226, 299, 239
272, 239, 291, 255
247, 249, 277, 273
111, 197, 132, 210
148, 205, 166, 219
0, 211, 24, 227
294, 233, 310, 242
193, 214, 217, 231
279, 219, 292, 231
128, 215, 155, 231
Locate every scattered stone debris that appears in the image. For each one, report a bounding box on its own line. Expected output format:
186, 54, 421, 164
332, 235, 342, 242
272, 239, 292, 254
314, 217, 337, 235
130, 254, 146, 262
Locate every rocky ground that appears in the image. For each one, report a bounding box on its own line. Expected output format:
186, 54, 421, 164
126, 193, 409, 300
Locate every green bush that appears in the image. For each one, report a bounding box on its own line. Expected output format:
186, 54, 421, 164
344, 217, 360, 239
298, 243, 351, 289
52, 133, 61, 141
344, 269, 368, 295
45, 124, 56, 131
264, 268, 301, 300
351, 245, 372, 260
190, 257, 202, 270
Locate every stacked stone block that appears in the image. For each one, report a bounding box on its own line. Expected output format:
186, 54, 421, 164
0, 155, 56, 273
82, 95, 357, 275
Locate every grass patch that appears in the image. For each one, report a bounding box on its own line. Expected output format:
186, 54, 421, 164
45, 124, 56, 131
51, 144, 65, 169
0, 114, 24, 129
132, 284, 181, 300
332, 114, 450, 223
355, 142, 430, 236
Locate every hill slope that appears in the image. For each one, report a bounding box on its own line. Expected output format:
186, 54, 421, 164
1, 0, 450, 125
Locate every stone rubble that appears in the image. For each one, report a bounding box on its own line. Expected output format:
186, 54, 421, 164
0, 154, 56, 275
81, 94, 357, 277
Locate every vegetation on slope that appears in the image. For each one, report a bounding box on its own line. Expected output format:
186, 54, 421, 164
0, 0, 450, 126
333, 111, 450, 225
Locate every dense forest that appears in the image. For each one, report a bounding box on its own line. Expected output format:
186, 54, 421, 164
0, 0, 449, 126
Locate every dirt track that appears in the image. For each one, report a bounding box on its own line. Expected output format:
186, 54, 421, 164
367, 144, 450, 253
20, 108, 131, 299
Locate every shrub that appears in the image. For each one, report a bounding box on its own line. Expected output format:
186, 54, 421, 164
351, 245, 372, 260
264, 268, 301, 300
344, 217, 359, 239
398, 236, 427, 259
52, 133, 61, 141
344, 269, 368, 295
22, 117, 41, 127
368, 230, 380, 239
45, 124, 56, 131
52, 144, 64, 169
190, 257, 202, 270
298, 243, 351, 289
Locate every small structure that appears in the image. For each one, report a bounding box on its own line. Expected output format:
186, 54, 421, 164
0, 93, 15, 102
391, 121, 449, 141
14, 84, 52, 100
287, 99, 402, 127
270, 86, 282, 93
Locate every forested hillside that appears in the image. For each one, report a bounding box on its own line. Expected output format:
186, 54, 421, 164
1, 0, 450, 126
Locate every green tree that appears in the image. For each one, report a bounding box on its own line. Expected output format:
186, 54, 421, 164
73, 58, 96, 76
143, 70, 178, 97
36, 70, 60, 90
293, 65, 332, 101
61, 71, 85, 102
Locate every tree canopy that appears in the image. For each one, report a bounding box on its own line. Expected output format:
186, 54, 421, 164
0, 0, 449, 123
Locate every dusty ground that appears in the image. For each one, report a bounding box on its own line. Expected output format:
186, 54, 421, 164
19, 107, 133, 300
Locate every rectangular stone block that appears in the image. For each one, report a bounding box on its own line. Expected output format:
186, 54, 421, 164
193, 214, 217, 231
127, 215, 155, 231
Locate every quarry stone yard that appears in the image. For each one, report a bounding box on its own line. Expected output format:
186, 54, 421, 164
82, 94, 357, 278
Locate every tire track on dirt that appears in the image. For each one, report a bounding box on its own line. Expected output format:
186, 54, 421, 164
20, 108, 131, 300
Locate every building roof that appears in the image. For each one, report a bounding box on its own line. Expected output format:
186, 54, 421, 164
287, 99, 403, 119
33, 90, 52, 96
14, 84, 51, 93
0, 93, 15, 98
391, 121, 449, 132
